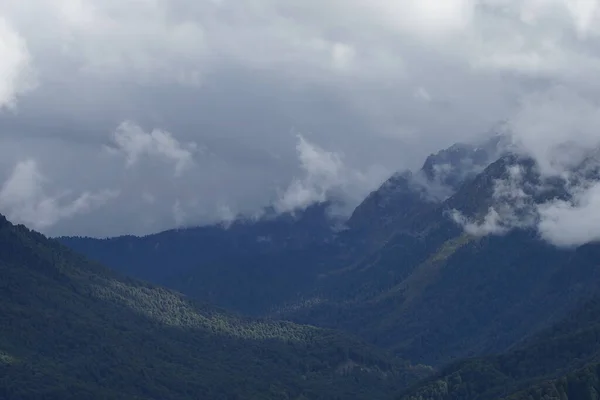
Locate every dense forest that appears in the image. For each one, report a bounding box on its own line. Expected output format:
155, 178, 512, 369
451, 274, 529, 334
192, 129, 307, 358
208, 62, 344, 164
0, 214, 430, 399
399, 297, 600, 399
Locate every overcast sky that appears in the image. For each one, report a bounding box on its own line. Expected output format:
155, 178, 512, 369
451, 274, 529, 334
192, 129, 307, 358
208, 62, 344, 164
2, 0, 600, 238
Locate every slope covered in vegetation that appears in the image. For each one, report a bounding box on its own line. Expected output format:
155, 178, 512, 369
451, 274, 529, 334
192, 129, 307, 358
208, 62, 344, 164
398, 297, 600, 400
0, 214, 429, 399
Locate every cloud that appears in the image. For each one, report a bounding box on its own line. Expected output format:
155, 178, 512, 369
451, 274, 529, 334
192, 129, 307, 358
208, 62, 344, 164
0, 16, 34, 108
447, 82, 600, 247
451, 207, 508, 236
107, 121, 199, 177
485, 85, 600, 247
5, 0, 600, 237
451, 164, 538, 235
275, 135, 388, 214
275, 135, 346, 213
449, 153, 600, 248
537, 181, 600, 247
367, 0, 475, 37
0, 159, 118, 230
508, 86, 600, 176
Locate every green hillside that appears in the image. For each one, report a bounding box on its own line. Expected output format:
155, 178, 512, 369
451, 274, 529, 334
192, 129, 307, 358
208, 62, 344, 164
0, 214, 430, 399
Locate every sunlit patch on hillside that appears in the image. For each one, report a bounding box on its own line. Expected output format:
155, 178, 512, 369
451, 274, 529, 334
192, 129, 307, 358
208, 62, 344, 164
376, 233, 475, 305
89, 277, 319, 343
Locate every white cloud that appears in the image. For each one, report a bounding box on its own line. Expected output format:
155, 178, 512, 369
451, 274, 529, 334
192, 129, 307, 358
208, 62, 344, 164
449, 155, 600, 248
0, 159, 118, 230
538, 180, 600, 247
107, 121, 199, 177
451, 163, 538, 236
275, 135, 388, 213
14, 0, 208, 85
508, 86, 600, 176
451, 207, 508, 236
275, 135, 345, 213
0, 16, 34, 108
565, 0, 600, 38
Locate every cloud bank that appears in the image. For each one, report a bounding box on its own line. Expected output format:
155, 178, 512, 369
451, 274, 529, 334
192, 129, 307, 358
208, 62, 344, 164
2, 1, 600, 239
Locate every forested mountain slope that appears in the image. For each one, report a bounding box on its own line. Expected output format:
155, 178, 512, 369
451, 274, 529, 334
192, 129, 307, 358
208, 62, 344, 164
398, 297, 600, 400
59, 202, 349, 316
59, 136, 505, 318
283, 154, 600, 367
59, 137, 600, 373
0, 214, 429, 400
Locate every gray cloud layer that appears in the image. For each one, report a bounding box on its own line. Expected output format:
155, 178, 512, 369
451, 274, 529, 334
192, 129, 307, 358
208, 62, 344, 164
2, 1, 600, 240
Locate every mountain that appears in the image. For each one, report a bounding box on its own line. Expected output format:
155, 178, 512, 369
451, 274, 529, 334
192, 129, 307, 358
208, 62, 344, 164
59, 202, 346, 315
49, 133, 600, 399
59, 135, 507, 317
58, 135, 600, 373
398, 296, 600, 400
419, 133, 509, 195
0, 213, 430, 399
344, 133, 508, 251
281, 154, 600, 367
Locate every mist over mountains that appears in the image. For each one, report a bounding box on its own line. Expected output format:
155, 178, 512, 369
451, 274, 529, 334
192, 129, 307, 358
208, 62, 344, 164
6, 1, 600, 399
1, 124, 600, 399
62, 132, 600, 366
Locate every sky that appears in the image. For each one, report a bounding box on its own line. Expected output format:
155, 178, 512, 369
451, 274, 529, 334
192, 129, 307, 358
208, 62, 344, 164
2, 1, 600, 239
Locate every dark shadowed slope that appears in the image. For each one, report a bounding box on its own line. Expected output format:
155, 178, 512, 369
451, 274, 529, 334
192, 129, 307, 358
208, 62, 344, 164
0, 214, 430, 400
398, 296, 600, 400
59, 202, 346, 316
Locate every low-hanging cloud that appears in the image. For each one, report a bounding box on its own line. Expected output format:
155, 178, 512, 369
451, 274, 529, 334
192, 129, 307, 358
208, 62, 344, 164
0, 159, 118, 231
450, 152, 600, 248
538, 181, 600, 247
275, 134, 388, 214
451, 164, 538, 236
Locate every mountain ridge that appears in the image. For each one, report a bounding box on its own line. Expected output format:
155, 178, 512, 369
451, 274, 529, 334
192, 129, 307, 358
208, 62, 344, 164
58, 136, 600, 372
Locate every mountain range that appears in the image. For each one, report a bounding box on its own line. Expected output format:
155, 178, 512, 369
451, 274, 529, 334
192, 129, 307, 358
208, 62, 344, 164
5, 131, 600, 398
